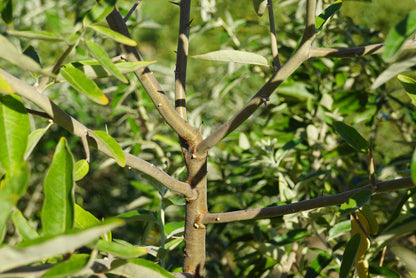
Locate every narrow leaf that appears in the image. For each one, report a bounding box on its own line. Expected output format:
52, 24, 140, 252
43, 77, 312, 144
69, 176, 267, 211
305, 252, 332, 278
316, 1, 343, 30
391, 246, 416, 273
339, 190, 371, 216
398, 74, 416, 105
0, 74, 15, 95
41, 137, 75, 236
276, 81, 315, 100
333, 121, 369, 153
412, 148, 416, 184
23, 45, 41, 66
0, 94, 30, 173
0, 219, 123, 272
340, 234, 361, 278
74, 204, 101, 229
252, 0, 267, 16
24, 124, 52, 160
0, 191, 18, 242
328, 220, 351, 239
83, 0, 117, 26
0, 35, 49, 75
192, 50, 269, 67
42, 254, 90, 278
109, 258, 175, 278
97, 240, 147, 259
371, 56, 416, 89
86, 40, 128, 83
7, 30, 63, 41
59, 60, 154, 80
0, 0, 13, 25
74, 159, 89, 181
11, 210, 39, 241
61, 66, 109, 105
88, 25, 137, 46
91, 130, 126, 167
383, 9, 416, 61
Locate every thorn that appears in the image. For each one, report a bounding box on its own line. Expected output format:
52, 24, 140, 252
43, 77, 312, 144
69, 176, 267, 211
261, 96, 269, 108
169, 1, 180, 6
185, 18, 194, 29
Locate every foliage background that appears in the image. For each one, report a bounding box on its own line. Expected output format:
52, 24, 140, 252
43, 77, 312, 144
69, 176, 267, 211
1, 0, 416, 277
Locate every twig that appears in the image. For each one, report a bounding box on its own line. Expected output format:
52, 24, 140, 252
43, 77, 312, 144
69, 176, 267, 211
174, 0, 191, 120
267, 0, 280, 70
26, 108, 52, 119
105, 7, 201, 145
0, 68, 196, 199
303, 0, 316, 41
309, 40, 416, 58
123, 0, 142, 22
200, 177, 415, 224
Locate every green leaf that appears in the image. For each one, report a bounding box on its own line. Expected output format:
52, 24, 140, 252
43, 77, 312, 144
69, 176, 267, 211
7, 30, 63, 41
61, 66, 109, 105
109, 258, 176, 278
0, 34, 49, 75
74, 159, 89, 181
412, 148, 416, 184
276, 81, 315, 100
339, 190, 371, 216
340, 234, 361, 278
0, 0, 13, 25
83, 0, 117, 26
0, 219, 123, 272
315, 1, 343, 29
305, 252, 332, 278
74, 204, 101, 228
369, 266, 400, 278
391, 246, 416, 273
91, 130, 126, 167
41, 137, 75, 236
0, 191, 18, 242
42, 254, 90, 278
383, 9, 416, 61
24, 124, 52, 160
97, 240, 147, 259
252, 0, 267, 16
0, 74, 15, 95
86, 40, 128, 83
333, 121, 369, 153
23, 45, 41, 66
117, 210, 158, 223
0, 94, 30, 173
398, 74, 416, 105
164, 221, 184, 238
88, 25, 137, 46
271, 229, 310, 245
192, 50, 270, 67
328, 220, 351, 239
59, 60, 154, 80
11, 209, 39, 241
371, 56, 416, 89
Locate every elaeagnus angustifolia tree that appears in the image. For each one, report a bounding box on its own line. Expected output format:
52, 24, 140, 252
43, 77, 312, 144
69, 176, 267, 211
0, 0, 416, 277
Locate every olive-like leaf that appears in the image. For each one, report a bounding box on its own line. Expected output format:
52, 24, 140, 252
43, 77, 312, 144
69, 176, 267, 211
252, 0, 268, 16
88, 25, 137, 46
86, 40, 128, 83
24, 124, 52, 160
97, 240, 147, 259
0, 94, 29, 173
398, 74, 416, 105
11, 210, 39, 241
109, 258, 176, 278
333, 121, 369, 153
0, 35, 49, 75
74, 159, 89, 181
42, 254, 90, 278
383, 9, 416, 61
371, 56, 416, 90
1, 0, 13, 25
83, 0, 117, 26
315, 1, 343, 30
41, 137, 75, 236
192, 50, 269, 67
61, 66, 109, 105
339, 190, 371, 216
0, 219, 124, 272
7, 30, 63, 41
391, 245, 416, 273
340, 234, 361, 278
91, 130, 126, 167
0, 74, 15, 95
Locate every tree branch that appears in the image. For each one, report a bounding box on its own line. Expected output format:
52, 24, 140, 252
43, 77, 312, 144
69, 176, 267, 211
200, 177, 415, 225
105, 8, 201, 145
303, 0, 316, 41
309, 40, 416, 58
174, 0, 191, 120
0, 68, 196, 199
